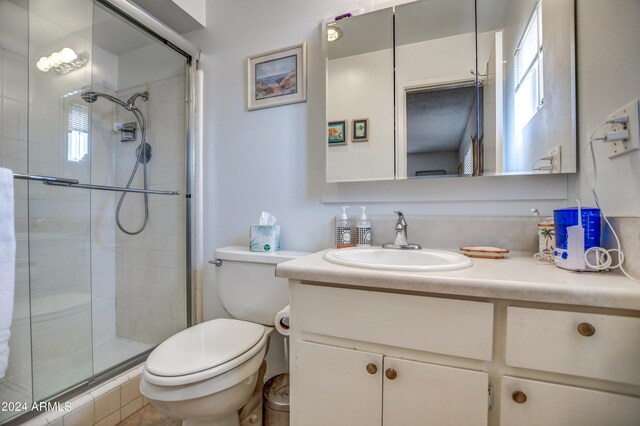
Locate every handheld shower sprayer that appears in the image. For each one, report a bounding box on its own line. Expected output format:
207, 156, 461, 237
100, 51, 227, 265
80, 89, 152, 235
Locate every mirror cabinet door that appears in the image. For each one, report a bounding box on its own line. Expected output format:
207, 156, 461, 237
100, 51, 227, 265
326, 8, 395, 183
395, 0, 477, 179
477, 0, 576, 176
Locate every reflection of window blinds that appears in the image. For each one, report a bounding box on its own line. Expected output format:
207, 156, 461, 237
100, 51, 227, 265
68, 103, 89, 162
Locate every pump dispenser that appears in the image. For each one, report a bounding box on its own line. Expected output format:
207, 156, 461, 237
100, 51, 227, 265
336, 206, 352, 248
356, 206, 372, 247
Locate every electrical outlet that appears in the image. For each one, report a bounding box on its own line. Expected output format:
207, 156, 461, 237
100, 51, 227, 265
608, 99, 640, 159
548, 146, 561, 172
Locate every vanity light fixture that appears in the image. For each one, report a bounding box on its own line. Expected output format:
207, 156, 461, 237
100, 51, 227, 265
327, 25, 343, 42
37, 48, 87, 74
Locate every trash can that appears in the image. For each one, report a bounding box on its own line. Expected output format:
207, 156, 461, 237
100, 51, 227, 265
263, 373, 290, 425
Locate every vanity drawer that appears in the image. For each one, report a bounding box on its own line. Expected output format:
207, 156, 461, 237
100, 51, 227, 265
506, 307, 640, 385
294, 284, 494, 361
500, 376, 640, 426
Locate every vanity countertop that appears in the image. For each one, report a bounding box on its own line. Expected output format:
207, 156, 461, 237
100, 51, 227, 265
276, 249, 640, 311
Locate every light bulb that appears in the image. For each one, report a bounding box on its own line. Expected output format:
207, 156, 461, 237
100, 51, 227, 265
36, 57, 50, 72
59, 47, 77, 63
49, 52, 63, 67
327, 26, 342, 42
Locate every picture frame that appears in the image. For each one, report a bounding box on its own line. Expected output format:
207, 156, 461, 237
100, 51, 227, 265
352, 118, 369, 142
247, 43, 307, 111
328, 120, 347, 145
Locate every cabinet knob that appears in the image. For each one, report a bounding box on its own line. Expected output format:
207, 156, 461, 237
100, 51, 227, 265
366, 363, 378, 375
512, 390, 527, 404
577, 322, 596, 337
385, 368, 398, 380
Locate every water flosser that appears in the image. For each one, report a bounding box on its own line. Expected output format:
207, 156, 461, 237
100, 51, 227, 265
566, 200, 586, 271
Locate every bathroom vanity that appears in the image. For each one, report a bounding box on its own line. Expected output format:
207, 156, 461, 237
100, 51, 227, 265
276, 251, 640, 426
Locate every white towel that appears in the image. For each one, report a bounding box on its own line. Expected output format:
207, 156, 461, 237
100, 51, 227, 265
0, 167, 16, 379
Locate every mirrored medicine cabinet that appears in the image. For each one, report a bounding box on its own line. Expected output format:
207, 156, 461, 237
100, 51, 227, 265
325, 0, 576, 183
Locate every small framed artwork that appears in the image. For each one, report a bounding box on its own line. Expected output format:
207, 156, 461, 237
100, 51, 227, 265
247, 43, 307, 111
352, 118, 369, 142
328, 120, 347, 145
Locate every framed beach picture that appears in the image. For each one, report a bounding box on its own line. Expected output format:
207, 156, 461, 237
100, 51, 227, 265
328, 120, 347, 145
352, 118, 369, 142
247, 43, 307, 110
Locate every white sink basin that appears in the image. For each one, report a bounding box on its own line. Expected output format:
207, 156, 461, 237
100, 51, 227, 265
324, 247, 472, 272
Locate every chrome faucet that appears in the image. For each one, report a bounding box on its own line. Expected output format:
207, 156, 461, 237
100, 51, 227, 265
382, 211, 422, 250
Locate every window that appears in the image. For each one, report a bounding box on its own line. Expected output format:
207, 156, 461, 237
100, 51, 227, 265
514, 0, 543, 133
67, 103, 89, 162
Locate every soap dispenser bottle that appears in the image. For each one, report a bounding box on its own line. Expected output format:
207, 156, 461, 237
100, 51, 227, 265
336, 206, 352, 248
356, 206, 372, 247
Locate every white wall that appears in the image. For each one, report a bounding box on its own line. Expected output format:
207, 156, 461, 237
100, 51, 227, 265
118, 43, 186, 90
576, 0, 640, 217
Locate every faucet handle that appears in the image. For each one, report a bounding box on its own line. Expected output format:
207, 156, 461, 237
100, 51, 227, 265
393, 211, 406, 226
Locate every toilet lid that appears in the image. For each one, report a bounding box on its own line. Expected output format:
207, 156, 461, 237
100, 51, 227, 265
146, 318, 266, 377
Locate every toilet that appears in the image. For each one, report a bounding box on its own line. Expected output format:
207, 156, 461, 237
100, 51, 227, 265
140, 246, 307, 426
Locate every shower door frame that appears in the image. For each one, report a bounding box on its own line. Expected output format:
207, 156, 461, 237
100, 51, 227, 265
4, 1, 200, 424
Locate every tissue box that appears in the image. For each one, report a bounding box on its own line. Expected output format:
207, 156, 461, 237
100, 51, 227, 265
250, 225, 281, 252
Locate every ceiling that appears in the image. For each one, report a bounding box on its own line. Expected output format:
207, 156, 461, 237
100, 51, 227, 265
406, 85, 476, 154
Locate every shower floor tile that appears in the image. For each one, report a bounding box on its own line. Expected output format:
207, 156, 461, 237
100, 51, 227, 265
94, 338, 153, 374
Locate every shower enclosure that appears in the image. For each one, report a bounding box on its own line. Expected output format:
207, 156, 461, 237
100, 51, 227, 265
0, 0, 197, 423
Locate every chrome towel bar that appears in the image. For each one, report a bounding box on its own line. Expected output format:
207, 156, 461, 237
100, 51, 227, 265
13, 173, 180, 196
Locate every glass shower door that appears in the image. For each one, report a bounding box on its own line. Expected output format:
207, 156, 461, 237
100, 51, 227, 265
28, 0, 94, 401
0, 1, 32, 422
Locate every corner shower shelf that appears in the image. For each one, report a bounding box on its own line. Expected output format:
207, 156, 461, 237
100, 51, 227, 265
13, 173, 180, 196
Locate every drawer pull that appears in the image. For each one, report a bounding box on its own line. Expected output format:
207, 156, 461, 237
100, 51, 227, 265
577, 322, 596, 337
512, 390, 527, 404
385, 368, 398, 380
366, 363, 378, 375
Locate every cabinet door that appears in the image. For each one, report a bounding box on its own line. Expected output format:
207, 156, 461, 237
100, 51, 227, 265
501, 376, 640, 426
293, 341, 383, 426
382, 357, 488, 426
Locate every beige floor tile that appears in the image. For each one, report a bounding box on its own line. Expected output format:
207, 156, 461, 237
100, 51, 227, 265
96, 410, 120, 426
117, 404, 180, 426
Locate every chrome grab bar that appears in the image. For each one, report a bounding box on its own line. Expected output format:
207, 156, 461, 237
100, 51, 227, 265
13, 173, 79, 185
45, 181, 180, 196
13, 173, 180, 196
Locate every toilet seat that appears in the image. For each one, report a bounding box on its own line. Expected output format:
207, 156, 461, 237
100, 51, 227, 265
144, 318, 270, 387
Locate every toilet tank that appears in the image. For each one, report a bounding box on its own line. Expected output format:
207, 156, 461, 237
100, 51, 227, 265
213, 246, 309, 325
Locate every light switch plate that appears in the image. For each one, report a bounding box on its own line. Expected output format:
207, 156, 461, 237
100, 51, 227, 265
608, 99, 640, 159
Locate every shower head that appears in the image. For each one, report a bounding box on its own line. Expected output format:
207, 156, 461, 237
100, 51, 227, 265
126, 91, 149, 106
81, 91, 100, 103
80, 90, 130, 109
